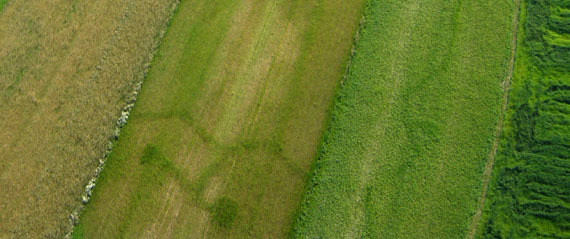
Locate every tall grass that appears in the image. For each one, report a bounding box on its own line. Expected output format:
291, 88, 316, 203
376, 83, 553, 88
480, 0, 570, 238
292, 0, 514, 238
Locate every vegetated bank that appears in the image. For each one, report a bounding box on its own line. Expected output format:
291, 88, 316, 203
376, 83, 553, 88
480, 0, 570, 238
292, 0, 515, 238
0, 0, 178, 238
73, 0, 364, 238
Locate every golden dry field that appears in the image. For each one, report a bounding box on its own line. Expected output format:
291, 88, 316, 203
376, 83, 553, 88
0, 0, 177, 237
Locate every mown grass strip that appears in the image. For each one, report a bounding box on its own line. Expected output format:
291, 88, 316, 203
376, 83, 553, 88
73, 0, 365, 238
292, 0, 514, 238
479, 0, 570, 238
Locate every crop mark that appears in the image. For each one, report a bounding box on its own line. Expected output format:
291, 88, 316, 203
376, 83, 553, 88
466, 0, 521, 238
145, 178, 175, 237
145, 1, 263, 237
246, 21, 299, 137
213, 0, 280, 145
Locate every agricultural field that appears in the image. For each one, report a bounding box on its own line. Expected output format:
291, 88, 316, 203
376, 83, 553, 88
3, 0, 566, 238
72, 0, 364, 238
479, 0, 570, 238
0, 0, 178, 237
292, 0, 516, 238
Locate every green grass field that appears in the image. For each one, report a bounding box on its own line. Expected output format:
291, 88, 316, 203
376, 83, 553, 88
292, 0, 515, 238
0, 0, 6, 11
480, 0, 570, 238
73, 0, 364, 238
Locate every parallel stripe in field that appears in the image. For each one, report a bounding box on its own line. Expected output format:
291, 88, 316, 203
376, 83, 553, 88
348, 1, 420, 237
144, 1, 253, 237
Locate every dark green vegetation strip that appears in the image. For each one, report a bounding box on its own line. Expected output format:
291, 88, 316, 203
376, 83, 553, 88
293, 0, 514, 238
481, 0, 570, 238
73, 0, 364, 238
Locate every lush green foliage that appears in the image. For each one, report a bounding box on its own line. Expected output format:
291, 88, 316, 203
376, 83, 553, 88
0, 0, 6, 11
292, 0, 514, 238
481, 0, 570, 238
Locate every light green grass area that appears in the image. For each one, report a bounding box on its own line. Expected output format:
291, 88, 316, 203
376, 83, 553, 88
73, 0, 364, 238
292, 0, 514, 238
0, 0, 6, 11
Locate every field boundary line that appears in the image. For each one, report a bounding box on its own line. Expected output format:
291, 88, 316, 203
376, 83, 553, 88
467, 0, 521, 238
65, 0, 182, 237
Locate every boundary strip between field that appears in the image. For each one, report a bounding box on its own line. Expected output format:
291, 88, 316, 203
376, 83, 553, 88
467, 0, 521, 238
64, 1, 182, 238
